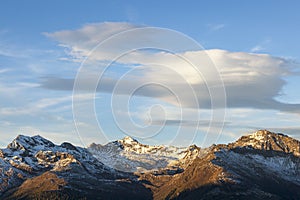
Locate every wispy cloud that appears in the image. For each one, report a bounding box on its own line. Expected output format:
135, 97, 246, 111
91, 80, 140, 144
250, 45, 264, 52
0, 68, 11, 74
207, 23, 225, 31
44, 22, 142, 62
250, 38, 271, 53
0, 95, 72, 116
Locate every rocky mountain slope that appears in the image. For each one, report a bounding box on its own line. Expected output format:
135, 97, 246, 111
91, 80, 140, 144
0, 135, 151, 199
1, 130, 300, 199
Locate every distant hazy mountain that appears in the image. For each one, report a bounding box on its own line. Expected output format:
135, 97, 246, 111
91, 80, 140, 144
1, 130, 300, 199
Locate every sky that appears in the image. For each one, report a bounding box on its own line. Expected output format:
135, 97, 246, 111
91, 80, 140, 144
0, 0, 300, 147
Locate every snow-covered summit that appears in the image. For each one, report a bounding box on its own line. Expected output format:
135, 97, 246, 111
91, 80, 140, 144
249, 130, 288, 140
230, 130, 300, 156
1, 134, 110, 177
118, 136, 139, 144
7, 134, 55, 152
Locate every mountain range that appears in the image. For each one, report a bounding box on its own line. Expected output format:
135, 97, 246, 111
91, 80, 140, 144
1, 130, 300, 199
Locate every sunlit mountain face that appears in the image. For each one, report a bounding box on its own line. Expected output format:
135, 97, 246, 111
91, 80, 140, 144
1, 130, 300, 199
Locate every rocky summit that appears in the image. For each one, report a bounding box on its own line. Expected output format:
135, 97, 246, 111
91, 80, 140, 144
1, 130, 300, 199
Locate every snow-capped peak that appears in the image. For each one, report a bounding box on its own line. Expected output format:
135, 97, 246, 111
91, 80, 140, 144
249, 130, 288, 141
231, 130, 300, 156
1, 135, 107, 174
7, 134, 55, 151
118, 136, 139, 145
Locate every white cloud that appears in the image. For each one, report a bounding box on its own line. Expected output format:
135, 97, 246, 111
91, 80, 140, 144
250, 45, 264, 52
41, 48, 299, 113
0, 68, 11, 74
45, 22, 142, 62
42, 22, 300, 144
0, 95, 72, 116
207, 23, 225, 31
250, 39, 271, 53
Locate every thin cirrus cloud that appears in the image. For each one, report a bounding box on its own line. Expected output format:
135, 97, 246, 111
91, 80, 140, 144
0, 68, 11, 74
43, 22, 300, 114
250, 39, 271, 53
207, 23, 226, 31
250, 45, 264, 52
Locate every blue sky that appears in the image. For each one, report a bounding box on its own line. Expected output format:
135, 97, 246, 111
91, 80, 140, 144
0, 1, 300, 147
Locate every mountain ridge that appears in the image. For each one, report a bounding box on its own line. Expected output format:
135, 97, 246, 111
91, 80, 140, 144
1, 130, 300, 199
